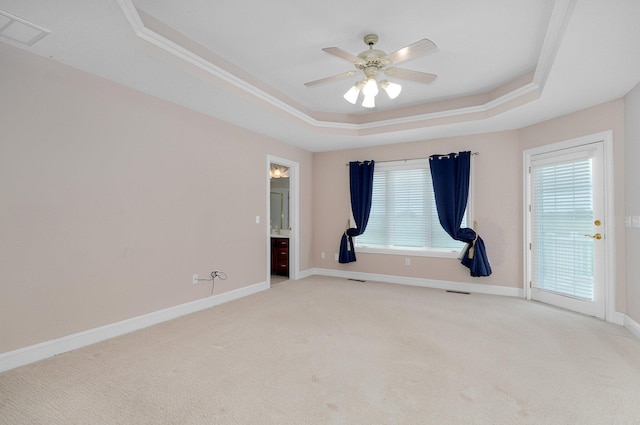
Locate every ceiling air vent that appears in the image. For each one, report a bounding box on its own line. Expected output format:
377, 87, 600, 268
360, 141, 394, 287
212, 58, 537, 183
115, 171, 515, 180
0, 9, 50, 46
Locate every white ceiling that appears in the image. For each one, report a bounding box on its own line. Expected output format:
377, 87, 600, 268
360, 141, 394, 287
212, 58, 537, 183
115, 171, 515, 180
1, 0, 640, 152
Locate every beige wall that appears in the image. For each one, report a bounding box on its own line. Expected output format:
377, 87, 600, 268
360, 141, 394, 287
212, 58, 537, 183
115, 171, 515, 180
0, 44, 313, 353
624, 83, 640, 322
312, 131, 522, 288
518, 100, 626, 312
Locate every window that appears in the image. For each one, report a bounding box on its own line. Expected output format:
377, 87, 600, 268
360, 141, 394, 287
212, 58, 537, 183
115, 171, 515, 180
355, 159, 467, 257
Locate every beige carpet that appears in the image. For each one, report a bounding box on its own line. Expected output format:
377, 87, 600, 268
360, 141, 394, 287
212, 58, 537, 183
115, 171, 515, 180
2, 276, 640, 424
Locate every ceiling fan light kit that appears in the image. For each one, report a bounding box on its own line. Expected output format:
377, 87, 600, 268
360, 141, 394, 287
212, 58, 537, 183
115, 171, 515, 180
362, 94, 376, 108
306, 33, 438, 109
362, 77, 379, 97
343, 81, 363, 104
381, 80, 402, 99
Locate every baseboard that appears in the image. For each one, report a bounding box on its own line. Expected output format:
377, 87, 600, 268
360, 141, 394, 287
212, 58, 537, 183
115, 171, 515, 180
310, 268, 524, 298
0, 280, 269, 373
624, 314, 640, 340
296, 268, 315, 280
607, 311, 625, 326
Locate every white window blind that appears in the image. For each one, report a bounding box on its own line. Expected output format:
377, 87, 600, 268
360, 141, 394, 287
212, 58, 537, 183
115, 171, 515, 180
531, 156, 594, 300
356, 159, 466, 254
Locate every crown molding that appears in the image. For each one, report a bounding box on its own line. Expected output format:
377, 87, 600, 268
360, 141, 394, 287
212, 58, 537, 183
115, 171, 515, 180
533, 0, 577, 90
116, 0, 574, 136
115, 0, 323, 128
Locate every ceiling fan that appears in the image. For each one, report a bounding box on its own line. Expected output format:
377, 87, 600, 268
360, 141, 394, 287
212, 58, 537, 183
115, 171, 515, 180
305, 34, 438, 108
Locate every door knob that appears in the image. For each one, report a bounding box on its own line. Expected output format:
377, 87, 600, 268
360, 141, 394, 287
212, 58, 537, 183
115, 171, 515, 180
584, 233, 602, 240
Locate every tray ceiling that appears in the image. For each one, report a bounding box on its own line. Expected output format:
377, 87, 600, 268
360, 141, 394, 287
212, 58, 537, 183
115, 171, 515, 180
1, 0, 639, 151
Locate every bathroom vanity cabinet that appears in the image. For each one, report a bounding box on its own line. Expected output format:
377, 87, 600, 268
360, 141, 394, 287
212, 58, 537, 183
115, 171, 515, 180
271, 237, 289, 276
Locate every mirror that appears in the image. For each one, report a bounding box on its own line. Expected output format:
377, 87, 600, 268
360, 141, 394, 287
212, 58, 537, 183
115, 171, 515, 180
270, 164, 290, 233
270, 191, 284, 230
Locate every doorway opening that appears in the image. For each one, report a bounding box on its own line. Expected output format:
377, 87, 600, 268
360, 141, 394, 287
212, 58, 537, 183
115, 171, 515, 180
266, 155, 299, 286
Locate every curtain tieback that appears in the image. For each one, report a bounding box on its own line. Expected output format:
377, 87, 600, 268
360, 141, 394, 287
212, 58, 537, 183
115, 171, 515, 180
343, 231, 352, 251
345, 217, 353, 252
344, 219, 352, 251
468, 234, 479, 259
468, 221, 479, 259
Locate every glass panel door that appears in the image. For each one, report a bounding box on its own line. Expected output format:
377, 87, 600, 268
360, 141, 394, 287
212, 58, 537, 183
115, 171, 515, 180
529, 142, 605, 319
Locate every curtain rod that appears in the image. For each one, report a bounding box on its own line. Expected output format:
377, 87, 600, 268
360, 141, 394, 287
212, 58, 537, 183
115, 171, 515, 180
345, 152, 479, 166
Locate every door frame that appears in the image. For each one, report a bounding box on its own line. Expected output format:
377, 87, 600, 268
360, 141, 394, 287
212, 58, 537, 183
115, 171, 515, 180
266, 155, 299, 285
523, 130, 617, 322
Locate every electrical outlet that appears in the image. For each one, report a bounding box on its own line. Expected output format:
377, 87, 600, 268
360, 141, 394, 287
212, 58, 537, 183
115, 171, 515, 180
321, 252, 326, 259
405, 258, 411, 266
334, 253, 339, 261
192, 274, 198, 284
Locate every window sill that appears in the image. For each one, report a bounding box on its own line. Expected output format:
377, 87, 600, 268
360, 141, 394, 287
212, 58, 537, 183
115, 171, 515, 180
354, 246, 464, 259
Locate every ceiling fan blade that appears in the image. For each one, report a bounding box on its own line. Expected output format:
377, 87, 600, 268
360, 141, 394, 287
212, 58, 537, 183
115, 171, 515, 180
304, 71, 357, 87
385, 68, 437, 84
322, 47, 365, 65
385, 38, 437, 65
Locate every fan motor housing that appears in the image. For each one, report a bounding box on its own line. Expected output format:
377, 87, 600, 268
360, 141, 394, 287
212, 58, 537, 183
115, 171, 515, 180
356, 34, 390, 70
357, 49, 389, 70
